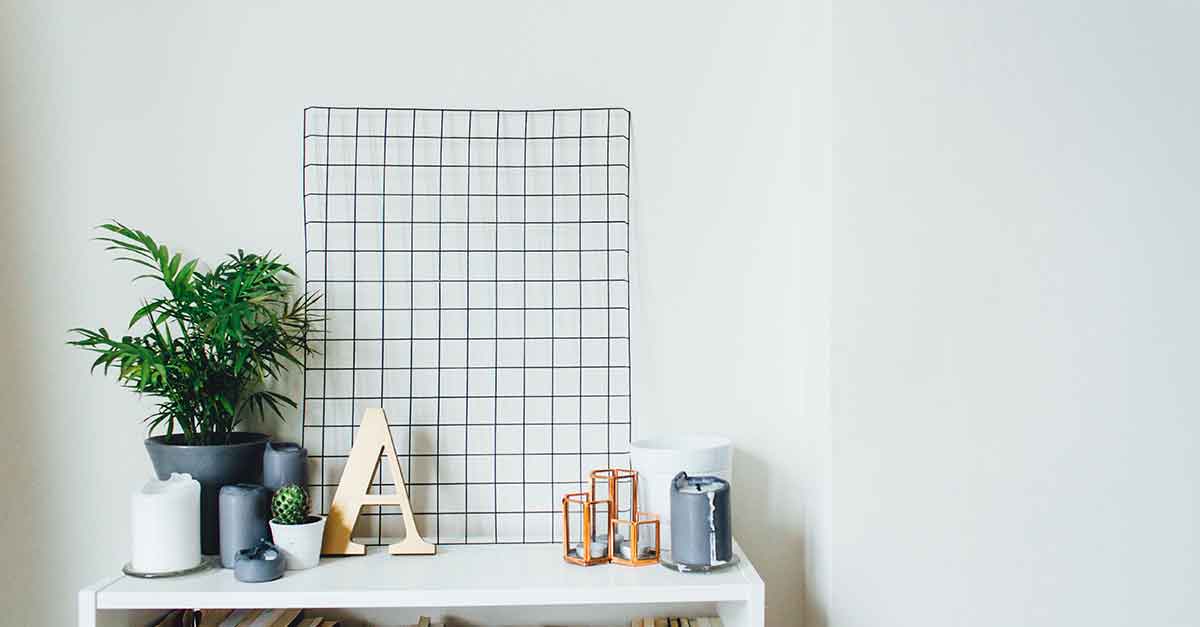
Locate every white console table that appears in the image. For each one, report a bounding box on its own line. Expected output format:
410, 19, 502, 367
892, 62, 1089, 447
79, 542, 764, 626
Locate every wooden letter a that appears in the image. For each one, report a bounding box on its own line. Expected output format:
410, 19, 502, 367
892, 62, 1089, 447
321, 408, 436, 556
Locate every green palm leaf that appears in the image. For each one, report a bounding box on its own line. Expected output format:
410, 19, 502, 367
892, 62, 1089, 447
67, 222, 323, 444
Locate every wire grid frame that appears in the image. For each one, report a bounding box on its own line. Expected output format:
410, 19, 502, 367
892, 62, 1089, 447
301, 106, 633, 545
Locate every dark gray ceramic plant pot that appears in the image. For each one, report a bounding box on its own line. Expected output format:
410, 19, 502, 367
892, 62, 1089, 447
145, 432, 269, 555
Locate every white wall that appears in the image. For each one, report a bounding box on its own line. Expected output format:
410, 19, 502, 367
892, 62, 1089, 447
0, 2, 830, 626
16, 2, 1193, 626
832, 2, 1199, 626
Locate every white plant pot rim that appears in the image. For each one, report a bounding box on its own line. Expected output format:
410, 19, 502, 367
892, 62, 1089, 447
271, 515, 325, 528
630, 435, 732, 473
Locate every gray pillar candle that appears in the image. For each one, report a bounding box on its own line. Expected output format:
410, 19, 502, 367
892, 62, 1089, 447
263, 442, 308, 492
669, 472, 733, 568
218, 484, 271, 569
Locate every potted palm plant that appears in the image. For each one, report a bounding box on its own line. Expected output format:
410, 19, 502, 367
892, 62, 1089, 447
69, 222, 320, 554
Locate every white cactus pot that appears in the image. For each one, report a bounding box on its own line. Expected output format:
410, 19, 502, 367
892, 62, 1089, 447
269, 515, 326, 570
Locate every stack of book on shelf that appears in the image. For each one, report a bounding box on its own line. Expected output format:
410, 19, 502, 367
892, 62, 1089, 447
150, 609, 444, 626
632, 618, 724, 627
153, 611, 715, 626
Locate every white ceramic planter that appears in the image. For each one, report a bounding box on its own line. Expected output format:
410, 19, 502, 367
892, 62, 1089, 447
269, 516, 326, 570
629, 435, 732, 550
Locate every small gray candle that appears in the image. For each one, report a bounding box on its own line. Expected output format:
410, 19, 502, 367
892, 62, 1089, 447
669, 472, 733, 569
218, 484, 271, 569
263, 442, 307, 492
234, 539, 285, 583
615, 527, 655, 560
574, 534, 611, 559
617, 541, 657, 560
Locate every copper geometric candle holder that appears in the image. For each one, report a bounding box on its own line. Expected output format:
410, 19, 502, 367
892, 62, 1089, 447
561, 492, 612, 566
562, 468, 660, 567
610, 511, 661, 567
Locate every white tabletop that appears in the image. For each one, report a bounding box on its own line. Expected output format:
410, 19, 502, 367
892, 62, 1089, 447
94, 542, 762, 610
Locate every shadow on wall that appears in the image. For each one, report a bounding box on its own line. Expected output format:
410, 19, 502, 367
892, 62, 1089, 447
0, 95, 43, 627
735, 448, 826, 627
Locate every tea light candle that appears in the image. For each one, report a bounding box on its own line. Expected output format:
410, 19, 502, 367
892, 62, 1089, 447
669, 472, 733, 569
615, 529, 656, 561
574, 534, 611, 559
130, 473, 202, 574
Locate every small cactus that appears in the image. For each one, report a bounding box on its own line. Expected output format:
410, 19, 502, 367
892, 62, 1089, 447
271, 484, 310, 525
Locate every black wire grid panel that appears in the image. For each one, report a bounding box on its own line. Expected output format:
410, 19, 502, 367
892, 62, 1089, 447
301, 107, 632, 545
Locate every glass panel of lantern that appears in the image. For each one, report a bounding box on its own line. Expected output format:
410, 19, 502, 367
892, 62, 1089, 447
590, 468, 638, 519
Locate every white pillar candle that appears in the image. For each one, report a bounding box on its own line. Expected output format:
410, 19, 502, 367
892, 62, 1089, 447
131, 473, 202, 573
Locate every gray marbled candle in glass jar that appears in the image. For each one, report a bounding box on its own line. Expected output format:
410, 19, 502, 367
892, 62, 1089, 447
669, 472, 733, 569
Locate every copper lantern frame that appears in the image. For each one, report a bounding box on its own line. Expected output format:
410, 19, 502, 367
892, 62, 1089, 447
561, 492, 613, 566
590, 468, 659, 566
